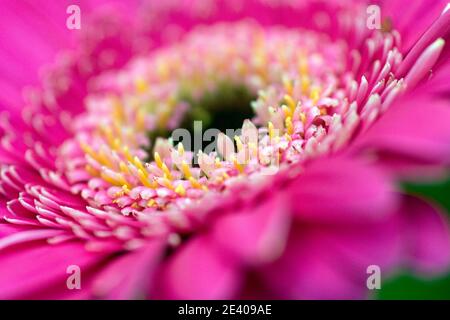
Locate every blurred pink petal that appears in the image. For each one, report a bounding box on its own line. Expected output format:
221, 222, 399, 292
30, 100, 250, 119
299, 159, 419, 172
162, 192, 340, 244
351, 93, 450, 177
154, 236, 241, 299
0, 240, 106, 299
210, 194, 291, 264
289, 156, 396, 223
92, 239, 165, 299
401, 195, 450, 275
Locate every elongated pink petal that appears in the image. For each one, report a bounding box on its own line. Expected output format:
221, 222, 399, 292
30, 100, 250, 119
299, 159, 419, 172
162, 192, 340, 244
92, 239, 165, 299
351, 93, 450, 176
153, 236, 241, 299
260, 225, 385, 299
0, 241, 106, 299
211, 194, 291, 265
0, 228, 66, 250
401, 195, 450, 275
395, 2, 450, 76
261, 196, 424, 299
404, 38, 445, 89
289, 156, 396, 223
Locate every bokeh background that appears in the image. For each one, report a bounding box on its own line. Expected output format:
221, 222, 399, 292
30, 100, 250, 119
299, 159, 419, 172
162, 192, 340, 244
378, 178, 450, 299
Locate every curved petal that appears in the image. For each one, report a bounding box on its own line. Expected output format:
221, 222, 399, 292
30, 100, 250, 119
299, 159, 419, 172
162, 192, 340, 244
210, 193, 291, 265
0, 240, 107, 299
152, 236, 241, 299
378, 0, 450, 54
260, 227, 351, 299
91, 239, 166, 299
289, 156, 397, 223
0, 0, 140, 112
138, 0, 370, 49
400, 195, 450, 275
261, 206, 406, 299
351, 93, 450, 178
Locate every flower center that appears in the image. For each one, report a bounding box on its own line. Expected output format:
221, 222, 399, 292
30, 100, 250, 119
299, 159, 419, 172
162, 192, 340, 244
146, 81, 255, 160
58, 21, 404, 223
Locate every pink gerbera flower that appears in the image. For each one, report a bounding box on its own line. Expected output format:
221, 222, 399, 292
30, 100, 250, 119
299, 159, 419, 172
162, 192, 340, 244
0, 0, 449, 299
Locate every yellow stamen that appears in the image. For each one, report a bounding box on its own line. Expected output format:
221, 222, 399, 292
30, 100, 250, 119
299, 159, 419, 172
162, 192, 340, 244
112, 138, 121, 151
80, 142, 113, 168
100, 125, 115, 147
301, 76, 310, 94
299, 112, 307, 125
248, 142, 258, 157
137, 169, 154, 188
122, 184, 130, 194
97, 149, 113, 168
154, 152, 163, 169
177, 143, 185, 156
268, 121, 275, 139
310, 87, 321, 105
284, 94, 296, 114
181, 161, 192, 179
133, 156, 146, 172
85, 164, 99, 177
234, 136, 244, 152
175, 184, 186, 196
285, 116, 294, 135
281, 105, 293, 118
161, 163, 173, 180
157, 61, 169, 80
114, 190, 124, 198
285, 133, 293, 141
188, 177, 203, 189
119, 162, 130, 175
298, 55, 309, 75
160, 177, 174, 190
233, 156, 245, 174
80, 142, 98, 161
112, 98, 124, 123
122, 146, 133, 162
135, 78, 148, 94
111, 119, 122, 138
215, 158, 222, 168
136, 108, 146, 131
101, 171, 128, 187
283, 78, 293, 95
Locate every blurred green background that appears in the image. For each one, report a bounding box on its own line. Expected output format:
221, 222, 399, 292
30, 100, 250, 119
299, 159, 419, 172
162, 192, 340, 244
376, 178, 450, 300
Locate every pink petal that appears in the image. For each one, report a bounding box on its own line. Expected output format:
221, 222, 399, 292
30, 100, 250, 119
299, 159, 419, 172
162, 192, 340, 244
393, 0, 450, 76
210, 193, 291, 265
424, 57, 450, 94
400, 195, 450, 275
260, 226, 365, 299
0, 222, 28, 237
92, 239, 165, 299
153, 236, 241, 299
0, 228, 66, 250
0, 0, 139, 111
261, 216, 404, 299
404, 38, 445, 89
351, 93, 450, 177
0, 240, 106, 299
289, 156, 396, 223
